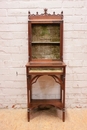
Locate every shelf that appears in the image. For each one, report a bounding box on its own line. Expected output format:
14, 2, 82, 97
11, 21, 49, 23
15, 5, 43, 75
26, 61, 66, 67
32, 41, 60, 44
30, 99, 63, 109
32, 42, 60, 59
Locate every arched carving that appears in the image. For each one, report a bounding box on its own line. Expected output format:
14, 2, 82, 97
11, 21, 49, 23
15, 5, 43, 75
30, 74, 63, 89
49, 75, 63, 89
31, 75, 42, 84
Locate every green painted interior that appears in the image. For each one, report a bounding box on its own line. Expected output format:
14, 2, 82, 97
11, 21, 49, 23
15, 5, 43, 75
32, 43, 60, 59
32, 24, 60, 42
31, 24, 60, 60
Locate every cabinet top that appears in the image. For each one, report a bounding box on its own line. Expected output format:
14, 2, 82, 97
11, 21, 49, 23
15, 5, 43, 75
28, 8, 63, 22
26, 61, 66, 67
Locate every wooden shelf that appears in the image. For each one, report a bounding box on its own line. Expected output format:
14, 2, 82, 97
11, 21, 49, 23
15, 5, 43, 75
32, 41, 60, 44
26, 61, 66, 67
30, 99, 63, 109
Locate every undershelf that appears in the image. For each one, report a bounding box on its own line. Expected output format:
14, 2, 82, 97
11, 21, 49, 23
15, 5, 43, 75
30, 99, 63, 109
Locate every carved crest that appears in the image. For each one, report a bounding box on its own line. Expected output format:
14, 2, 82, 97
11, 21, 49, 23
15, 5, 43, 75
28, 8, 63, 20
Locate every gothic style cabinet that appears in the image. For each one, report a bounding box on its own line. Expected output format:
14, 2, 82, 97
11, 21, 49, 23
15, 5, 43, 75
26, 9, 66, 122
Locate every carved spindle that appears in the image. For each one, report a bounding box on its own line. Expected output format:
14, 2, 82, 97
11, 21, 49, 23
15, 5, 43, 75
61, 11, 63, 18
36, 12, 38, 15
61, 11, 63, 15
28, 11, 30, 16
44, 8, 47, 15
53, 12, 55, 15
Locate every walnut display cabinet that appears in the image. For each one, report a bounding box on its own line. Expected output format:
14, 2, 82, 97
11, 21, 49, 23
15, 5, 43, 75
26, 9, 66, 122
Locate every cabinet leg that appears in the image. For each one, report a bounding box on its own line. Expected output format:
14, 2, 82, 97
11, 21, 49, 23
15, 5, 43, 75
63, 112, 65, 122
62, 108, 65, 122
27, 108, 30, 122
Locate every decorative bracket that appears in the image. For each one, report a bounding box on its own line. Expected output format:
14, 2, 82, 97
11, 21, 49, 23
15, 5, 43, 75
49, 75, 63, 89
30, 74, 64, 89
31, 75, 42, 84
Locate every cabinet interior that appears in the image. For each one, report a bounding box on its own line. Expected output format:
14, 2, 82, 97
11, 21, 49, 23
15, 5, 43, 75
31, 24, 60, 60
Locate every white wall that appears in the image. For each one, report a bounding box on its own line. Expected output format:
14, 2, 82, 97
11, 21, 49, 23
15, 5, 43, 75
0, 0, 87, 108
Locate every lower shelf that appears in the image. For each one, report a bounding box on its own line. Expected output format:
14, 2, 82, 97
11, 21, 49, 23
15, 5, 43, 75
30, 99, 63, 109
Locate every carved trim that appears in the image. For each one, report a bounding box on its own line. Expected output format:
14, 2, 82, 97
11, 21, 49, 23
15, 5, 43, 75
30, 75, 63, 90
31, 75, 42, 84
28, 8, 63, 19
49, 75, 63, 89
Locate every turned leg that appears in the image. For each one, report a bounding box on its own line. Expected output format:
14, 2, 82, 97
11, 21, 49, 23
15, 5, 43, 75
27, 108, 30, 122
63, 108, 65, 122
60, 75, 63, 102
26, 67, 31, 122
28, 75, 31, 122
62, 67, 66, 122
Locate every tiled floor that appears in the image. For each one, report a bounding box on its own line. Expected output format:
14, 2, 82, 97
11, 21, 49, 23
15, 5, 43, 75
0, 108, 87, 130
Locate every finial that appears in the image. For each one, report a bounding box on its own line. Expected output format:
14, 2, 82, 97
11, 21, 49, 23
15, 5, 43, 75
61, 11, 63, 15
28, 11, 30, 16
36, 12, 38, 15
44, 8, 47, 15
53, 12, 55, 15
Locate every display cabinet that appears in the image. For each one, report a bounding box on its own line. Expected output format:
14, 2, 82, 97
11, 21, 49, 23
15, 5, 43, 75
26, 9, 66, 122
